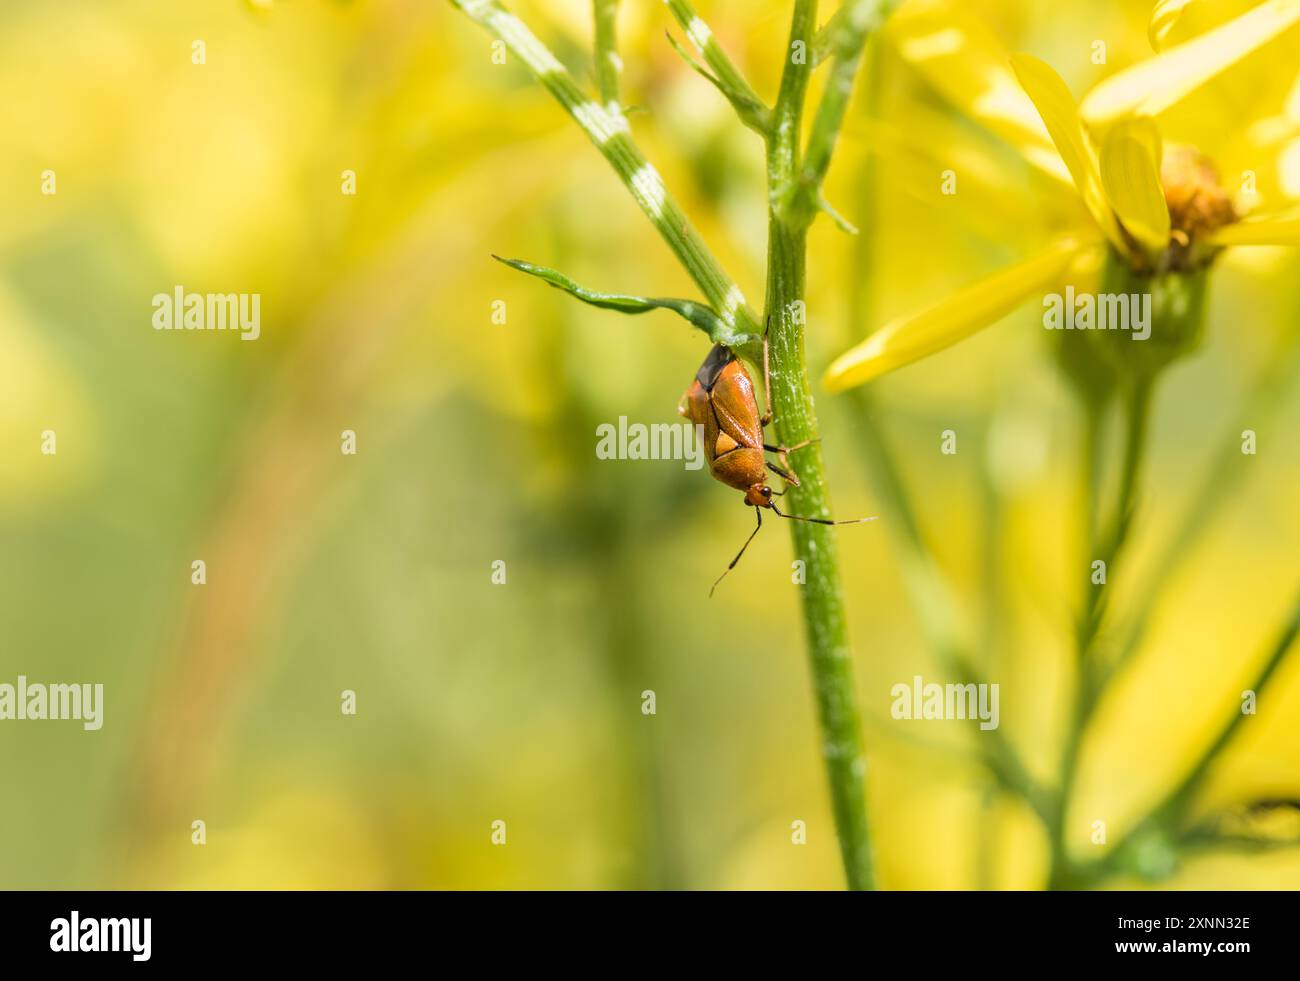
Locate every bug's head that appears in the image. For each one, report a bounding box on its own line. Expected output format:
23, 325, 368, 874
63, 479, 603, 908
744, 484, 774, 508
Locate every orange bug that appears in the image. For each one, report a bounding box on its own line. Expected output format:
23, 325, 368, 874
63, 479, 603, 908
679, 331, 875, 595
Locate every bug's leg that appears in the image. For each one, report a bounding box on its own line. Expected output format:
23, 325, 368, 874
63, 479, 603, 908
763, 437, 819, 455
766, 460, 800, 488
760, 315, 774, 427
710, 507, 763, 597
677, 388, 691, 418
771, 502, 877, 526
763, 436, 819, 482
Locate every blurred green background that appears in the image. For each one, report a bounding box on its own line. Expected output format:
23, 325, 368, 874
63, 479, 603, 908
2, 0, 1299, 889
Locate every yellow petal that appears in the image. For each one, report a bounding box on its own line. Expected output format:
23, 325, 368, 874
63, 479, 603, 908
1282, 136, 1300, 197
823, 238, 1097, 391
1084, 0, 1300, 125
884, 0, 1071, 185
1010, 54, 1127, 253
1209, 207, 1300, 245
1150, 0, 1196, 49
859, 113, 1081, 238
1098, 117, 1171, 252
1148, 0, 1260, 50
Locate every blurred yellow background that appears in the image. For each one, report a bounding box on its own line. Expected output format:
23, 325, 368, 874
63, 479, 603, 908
2, 0, 1299, 889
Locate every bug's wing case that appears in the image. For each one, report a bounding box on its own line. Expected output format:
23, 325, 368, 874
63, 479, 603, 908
708, 362, 764, 449
682, 379, 713, 432
696, 343, 735, 391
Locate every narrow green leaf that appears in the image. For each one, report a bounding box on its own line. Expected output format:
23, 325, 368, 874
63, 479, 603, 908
494, 256, 754, 345
664, 31, 725, 91
664, 31, 770, 134
817, 194, 859, 235
663, 0, 771, 135
451, 0, 762, 343
811, 5, 852, 66
796, 0, 901, 228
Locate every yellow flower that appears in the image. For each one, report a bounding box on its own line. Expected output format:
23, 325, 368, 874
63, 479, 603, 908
824, 0, 1300, 392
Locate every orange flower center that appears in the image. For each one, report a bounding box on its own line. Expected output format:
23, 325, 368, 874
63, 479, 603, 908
1159, 146, 1236, 268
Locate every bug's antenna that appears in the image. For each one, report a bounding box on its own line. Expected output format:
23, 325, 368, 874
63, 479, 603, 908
710, 507, 763, 598
770, 503, 877, 526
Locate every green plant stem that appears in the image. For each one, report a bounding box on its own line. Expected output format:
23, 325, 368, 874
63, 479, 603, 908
1077, 384, 1150, 657
1081, 396, 1105, 570
1047, 398, 1103, 886
592, 0, 621, 107
1100, 325, 1300, 690
1111, 383, 1152, 555
1072, 586, 1300, 885
665, 0, 759, 106
665, 0, 771, 133
1051, 382, 1153, 887
849, 392, 1055, 826
460, 0, 894, 890
1159, 597, 1300, 819
453, 0, 762, 344
768, 218, 874, 890
844, 46, 1050, 838
1058, 289, 1300, 886
763, 0, 875, 891
795, 0, 898, 222
1083, 380, 1151, 718
767, 1, 817, 215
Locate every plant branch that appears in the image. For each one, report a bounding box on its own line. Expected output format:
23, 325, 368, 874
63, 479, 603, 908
769, 219, 878, 889
592, 0, 621, 107
460, 0, 900, 891
767, 0, 818, 225
761, 0, 879, 891
1051, 382, 1153, 886
842, 44, 1051, 858
1073, 586, 1300, 884
1156, 594, 1300, 823
452, 0, 762, 346
1098, 327, 1300, 692
795, 0, 899, 225
848, 394, 1054, 827
811, 3, 851, 66
664, 0, 771, 134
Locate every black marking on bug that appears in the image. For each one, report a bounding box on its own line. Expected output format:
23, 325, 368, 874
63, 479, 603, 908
696, 343, 735, 390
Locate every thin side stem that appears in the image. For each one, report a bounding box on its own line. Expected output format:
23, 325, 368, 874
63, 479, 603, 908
1076, 386, 1149, 657
1159, 598, 1300, 819
1072, 586, 1300, 884
593, 0, 621, 108
1046, 397, 1104, 885
851, 392, 1054, 826
1100, 324, 1300, 690
664, 0, 771, 133
845, 43, 1050, 846
453, 0, 761, 342
796, 0, 899, 222
1052, 382, 1152, 887
767, 1, 818, 221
